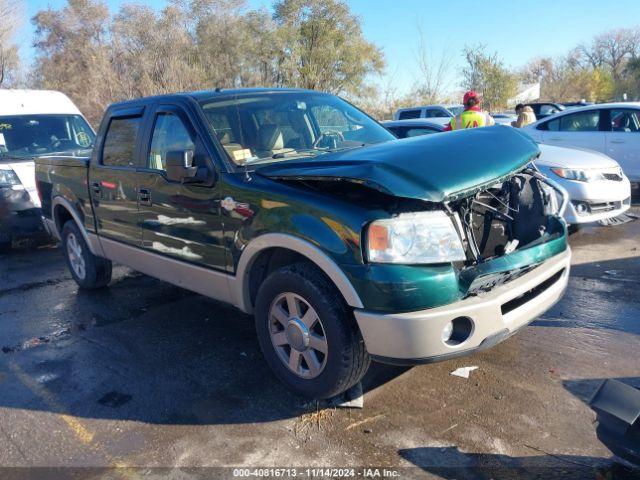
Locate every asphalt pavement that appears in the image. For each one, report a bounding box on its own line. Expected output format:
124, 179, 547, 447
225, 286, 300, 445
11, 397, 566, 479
1, 210, 639, 479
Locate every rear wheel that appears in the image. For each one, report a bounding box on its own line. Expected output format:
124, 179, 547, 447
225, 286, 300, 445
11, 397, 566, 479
255, 262, 370, 399
61, 221, 112, 289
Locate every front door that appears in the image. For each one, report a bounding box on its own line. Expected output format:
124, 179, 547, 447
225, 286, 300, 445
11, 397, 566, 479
540, 109, 606, 152
89, 112, 144, 246
136, 105, 227, 270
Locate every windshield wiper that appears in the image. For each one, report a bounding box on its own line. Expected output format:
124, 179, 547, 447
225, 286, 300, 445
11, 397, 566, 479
243, 150, 322, 166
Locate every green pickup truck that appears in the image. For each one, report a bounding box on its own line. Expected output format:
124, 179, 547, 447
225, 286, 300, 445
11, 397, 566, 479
36, 88, 571, 399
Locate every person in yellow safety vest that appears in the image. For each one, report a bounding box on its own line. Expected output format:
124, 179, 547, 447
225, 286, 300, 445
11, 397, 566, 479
444, 90, 495, 131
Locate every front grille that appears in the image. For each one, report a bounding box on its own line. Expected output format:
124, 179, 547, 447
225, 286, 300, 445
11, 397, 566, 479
500, 269, 565, 316
590, 202, 618, 213
603, 173, 623, 181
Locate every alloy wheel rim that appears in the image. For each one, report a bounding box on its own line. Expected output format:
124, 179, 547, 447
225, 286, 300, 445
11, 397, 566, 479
268, 292, 328, 379
66, 233, 86, 280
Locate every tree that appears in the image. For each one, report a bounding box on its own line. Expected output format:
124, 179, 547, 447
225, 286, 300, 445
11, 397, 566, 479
0, 0, 23, 86
410, 25, 452, 105
189, 0, 278, 88
272, 0, 384, 96
32, 0, 117, 124
461, 45, 517, 112
111, 3, 205, 98
577, 27, 640, 81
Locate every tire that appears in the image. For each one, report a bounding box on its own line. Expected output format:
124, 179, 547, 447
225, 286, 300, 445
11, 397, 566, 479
61, 221, 112, 289
255, 262, 370, 399
568, 224, 581, 235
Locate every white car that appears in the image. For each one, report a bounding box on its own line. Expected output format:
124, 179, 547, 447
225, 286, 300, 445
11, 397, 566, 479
394, 105, 453, 126
523, 102, 640, 183
536, 144, 631, 225
492, 113, 518, 125
381, 118, 631, 226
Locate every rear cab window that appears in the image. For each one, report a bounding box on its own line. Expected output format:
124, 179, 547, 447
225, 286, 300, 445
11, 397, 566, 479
398, 109, 422, 120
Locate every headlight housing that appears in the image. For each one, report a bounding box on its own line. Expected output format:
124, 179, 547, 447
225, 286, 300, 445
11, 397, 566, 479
366, 211, 466, 264
0, 167, 21, 187
550, 168, 604, 182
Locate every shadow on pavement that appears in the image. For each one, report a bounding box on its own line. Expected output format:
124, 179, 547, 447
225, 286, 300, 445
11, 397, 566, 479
398, 446, 640, 479
0, 253, 411, 425
531, 256, 640, 335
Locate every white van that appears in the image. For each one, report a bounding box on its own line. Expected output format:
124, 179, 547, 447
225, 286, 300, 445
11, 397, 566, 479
0, 90, 95, 249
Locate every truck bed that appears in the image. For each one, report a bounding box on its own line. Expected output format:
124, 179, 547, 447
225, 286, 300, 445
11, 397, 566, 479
35, 155, 93, 236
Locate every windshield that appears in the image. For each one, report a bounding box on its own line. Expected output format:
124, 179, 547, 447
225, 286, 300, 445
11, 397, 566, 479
198, 92, 394, 166
0, 114, 95, 159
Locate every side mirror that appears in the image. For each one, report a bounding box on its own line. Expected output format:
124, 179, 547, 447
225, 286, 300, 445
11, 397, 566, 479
165, 150, 198, 183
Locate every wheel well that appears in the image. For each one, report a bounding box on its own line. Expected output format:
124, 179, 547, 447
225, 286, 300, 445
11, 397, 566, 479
248, 247, 313, 307
54, 204, 74, 234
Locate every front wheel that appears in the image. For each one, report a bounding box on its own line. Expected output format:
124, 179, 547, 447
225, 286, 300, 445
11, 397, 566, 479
61, 221, 112, 289
255, 262, 370, 399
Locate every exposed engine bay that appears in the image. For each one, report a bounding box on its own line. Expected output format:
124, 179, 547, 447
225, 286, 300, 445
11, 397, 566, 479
450, 169, 563, 263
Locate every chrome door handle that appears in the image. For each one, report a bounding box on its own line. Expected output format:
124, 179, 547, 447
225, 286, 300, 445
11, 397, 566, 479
90, 181, 101, 195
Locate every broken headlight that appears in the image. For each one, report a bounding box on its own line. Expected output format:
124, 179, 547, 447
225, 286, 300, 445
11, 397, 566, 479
366, 211, 466, 264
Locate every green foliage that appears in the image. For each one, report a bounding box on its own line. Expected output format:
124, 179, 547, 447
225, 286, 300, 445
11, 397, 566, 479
461, 46, 518, 112
272, 0, 384, 95
30, 0, 384, 124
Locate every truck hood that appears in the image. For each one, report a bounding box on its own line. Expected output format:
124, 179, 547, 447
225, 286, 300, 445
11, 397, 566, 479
255, 126, 540, 202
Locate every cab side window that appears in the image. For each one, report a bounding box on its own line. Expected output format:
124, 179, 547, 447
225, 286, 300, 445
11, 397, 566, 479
148, 113, 195, 171
102, 116, 141, 167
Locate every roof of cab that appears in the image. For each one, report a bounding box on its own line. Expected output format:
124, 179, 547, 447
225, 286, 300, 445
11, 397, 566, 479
0, 89, 83, 116
107, 87, 320, 109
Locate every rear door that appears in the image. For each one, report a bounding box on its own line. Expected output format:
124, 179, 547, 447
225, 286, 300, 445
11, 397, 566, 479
539, 109, 606, 152
605, 108, 640, 181
136, 103, 227, 270
89, 108, 144, 246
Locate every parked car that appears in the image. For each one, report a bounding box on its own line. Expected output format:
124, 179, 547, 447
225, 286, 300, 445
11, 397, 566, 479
0, 89, 95, 249
491, 113, 518, 125
384, 119, 631, 225
36, 88, 570, 399
523, 102, 640, 183
561, 101, 593, 109
393, 105, 453, 126
534, 145, 631, 224
525, 102, 566, 120
382, 119, 444, 137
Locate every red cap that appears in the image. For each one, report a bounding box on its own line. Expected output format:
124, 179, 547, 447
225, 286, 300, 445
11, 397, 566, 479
463, 90, 479, 104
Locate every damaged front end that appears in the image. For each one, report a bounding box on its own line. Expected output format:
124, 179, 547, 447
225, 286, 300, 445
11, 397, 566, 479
448, 167, 569, 297
255, 127, 569, 311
